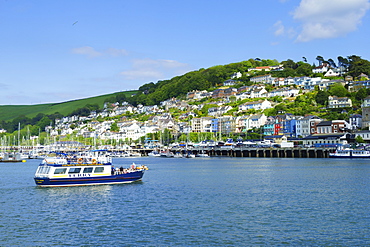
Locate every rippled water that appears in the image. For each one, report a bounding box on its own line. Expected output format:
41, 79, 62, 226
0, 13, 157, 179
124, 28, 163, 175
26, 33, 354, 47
1, 157, 370, 246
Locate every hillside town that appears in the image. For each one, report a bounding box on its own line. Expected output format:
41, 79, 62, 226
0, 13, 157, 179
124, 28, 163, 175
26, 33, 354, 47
45, 63, 370, 149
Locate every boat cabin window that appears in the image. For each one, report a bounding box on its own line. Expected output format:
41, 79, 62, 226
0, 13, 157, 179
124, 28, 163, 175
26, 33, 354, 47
94, 167, 104, 173
37, 166, 51, 175
68, 168, 81, 174
83, 167, 93, 173
54, 168, 67, 174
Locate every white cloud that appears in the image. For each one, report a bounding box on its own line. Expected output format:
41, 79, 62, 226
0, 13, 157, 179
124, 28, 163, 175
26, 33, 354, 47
71, 46, 128, 58
273, 20, 285, 36
293, 0, 370, 42
72, 46, 102, 57
120, 58, 192, 81
105, 48, 129, 57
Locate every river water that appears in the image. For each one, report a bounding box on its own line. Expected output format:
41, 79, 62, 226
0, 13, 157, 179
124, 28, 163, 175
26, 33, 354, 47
0, 157, 369, 246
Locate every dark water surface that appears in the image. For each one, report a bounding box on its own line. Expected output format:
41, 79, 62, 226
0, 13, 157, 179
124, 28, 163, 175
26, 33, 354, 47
1, 157, 369, 246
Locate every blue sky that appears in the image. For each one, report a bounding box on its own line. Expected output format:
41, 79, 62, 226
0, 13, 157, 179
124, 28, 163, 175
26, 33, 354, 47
1, 0, 370, 105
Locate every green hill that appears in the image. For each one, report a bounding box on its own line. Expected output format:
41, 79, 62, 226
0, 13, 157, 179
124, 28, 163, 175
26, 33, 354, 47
0, 91, 137, 122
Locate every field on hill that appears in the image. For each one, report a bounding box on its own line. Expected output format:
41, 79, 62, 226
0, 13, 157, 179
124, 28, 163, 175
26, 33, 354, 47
0, 91, 137, 122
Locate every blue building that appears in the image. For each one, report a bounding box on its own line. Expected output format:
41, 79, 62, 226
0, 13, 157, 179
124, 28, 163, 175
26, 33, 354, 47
282, 119, 297, 137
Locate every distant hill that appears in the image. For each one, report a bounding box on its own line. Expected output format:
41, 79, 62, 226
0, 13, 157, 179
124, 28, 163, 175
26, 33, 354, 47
0, 91, 137, 122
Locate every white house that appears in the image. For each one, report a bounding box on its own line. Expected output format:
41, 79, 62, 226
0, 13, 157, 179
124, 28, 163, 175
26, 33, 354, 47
324, 69, 340, 77
328, 96, 352, 108
250, 88, 268, 98
238, 100, 272, 111
231, 72, 242, 79
208, 106, 233, 116
250, 74, 274, 84
312, 63, 330, 74
268, 87, 299, 98
236, 114, 267, 132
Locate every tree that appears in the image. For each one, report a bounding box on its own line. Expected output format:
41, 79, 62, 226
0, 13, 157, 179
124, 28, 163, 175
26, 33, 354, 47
316, 56, 324, 65
281, 59, 297, 69
115, 93, 127, 104
328, 83, 348, 97
110, 122, 119, 132
37, 116, 52, 131
295, 62, 313, 76
347, 55, 370, 77
356, 135, 364, 143
315, 90, 329, 105
327, 58, 337, 68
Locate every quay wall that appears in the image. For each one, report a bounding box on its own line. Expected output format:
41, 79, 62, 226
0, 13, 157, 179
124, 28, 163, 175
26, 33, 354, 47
137, 147, 335, 158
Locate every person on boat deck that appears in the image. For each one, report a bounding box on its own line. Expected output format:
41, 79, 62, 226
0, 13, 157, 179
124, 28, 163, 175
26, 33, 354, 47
119, 166, 124, 174
111, 166, 115, 175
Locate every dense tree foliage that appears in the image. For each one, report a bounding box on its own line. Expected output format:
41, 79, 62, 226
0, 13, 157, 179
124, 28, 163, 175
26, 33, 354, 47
69, 104, 100, 117
328, 83, 349, 97
0, 112, 64, 135
315, 90, 329, 105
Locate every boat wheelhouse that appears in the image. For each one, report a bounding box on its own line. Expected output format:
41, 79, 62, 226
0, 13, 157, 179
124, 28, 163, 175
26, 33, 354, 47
34, 156, 147, 187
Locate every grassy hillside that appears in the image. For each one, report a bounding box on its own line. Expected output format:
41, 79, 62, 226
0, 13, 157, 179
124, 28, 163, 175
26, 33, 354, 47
0, 91, 137, 122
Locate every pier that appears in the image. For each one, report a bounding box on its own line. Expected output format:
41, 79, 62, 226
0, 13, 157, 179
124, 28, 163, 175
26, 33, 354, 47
138, 147, 335, 158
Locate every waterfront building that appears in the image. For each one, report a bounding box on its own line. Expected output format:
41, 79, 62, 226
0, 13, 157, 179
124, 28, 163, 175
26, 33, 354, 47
354, 130, 370, 141
296, 116, 322, 138
302, 133, 348, 146
314, 120, 348, 134
191, 117, 212, 133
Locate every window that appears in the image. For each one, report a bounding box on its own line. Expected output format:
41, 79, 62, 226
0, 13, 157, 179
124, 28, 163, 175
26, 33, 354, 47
334, 125, 338, 129
83, 167, 93, 173
94, 167, 105, 173
37, 166, 50, 175
68, 168, 81, 174
54, 168, 67, 174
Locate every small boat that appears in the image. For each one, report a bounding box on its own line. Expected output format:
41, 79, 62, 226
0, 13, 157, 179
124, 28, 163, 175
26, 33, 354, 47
196, 152, 209, 157
174, 152, 184, 158
148, 151, 161, 157
0, 153, 27, 163
160, 150, 174, 158
34, 156, 148, 187
329, 148, 370, 158
184, 151, 195, 158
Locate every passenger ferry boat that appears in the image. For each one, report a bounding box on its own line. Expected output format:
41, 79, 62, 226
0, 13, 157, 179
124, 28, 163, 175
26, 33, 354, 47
329, 148, 370, 158
34, 155, 148, 187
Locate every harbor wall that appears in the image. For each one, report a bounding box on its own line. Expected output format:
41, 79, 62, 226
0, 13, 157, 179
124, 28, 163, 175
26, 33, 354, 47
139, 147, 335, 158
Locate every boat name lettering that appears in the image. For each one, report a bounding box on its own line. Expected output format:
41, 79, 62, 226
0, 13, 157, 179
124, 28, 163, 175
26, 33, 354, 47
68, 174, 92, 177
62, 164, 101, 167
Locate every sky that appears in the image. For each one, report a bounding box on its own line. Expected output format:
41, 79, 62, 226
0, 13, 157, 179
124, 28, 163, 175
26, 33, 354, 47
1, 0, 370, 105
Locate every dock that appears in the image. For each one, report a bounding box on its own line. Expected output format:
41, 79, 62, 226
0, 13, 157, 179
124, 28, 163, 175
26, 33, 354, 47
137, 147, 336, 158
